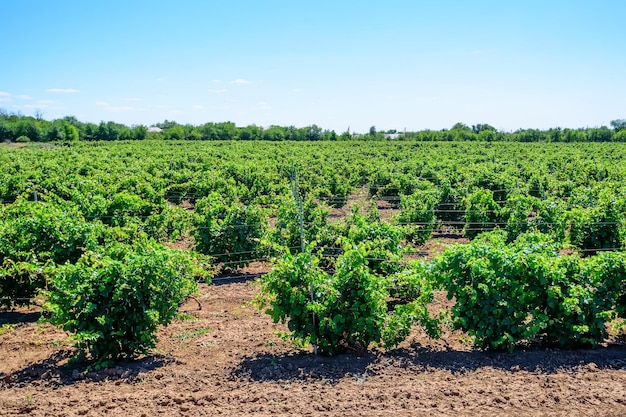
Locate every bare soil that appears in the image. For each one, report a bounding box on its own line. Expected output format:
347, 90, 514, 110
1, 277, 625, 417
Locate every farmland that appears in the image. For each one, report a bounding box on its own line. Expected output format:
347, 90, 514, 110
1, 139, 626, 415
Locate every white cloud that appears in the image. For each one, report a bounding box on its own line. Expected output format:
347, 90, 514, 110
230, 78, 252, 84
0, 91, 10, 96
0, 97, 10, 102
259, 101, 272, 110
212, 79, 222, 83
47, 88, 79, 93
16, 94, 33, 100
37, 99, 56, 104
171, 109, 183, 114
192, 105, 203, 109
23, 104, 47, 109
156, 77, 167, 81
292, 88, 302, 93
208, 89, 228, 93
125, 97, 141, 102
95, 101, 110, 106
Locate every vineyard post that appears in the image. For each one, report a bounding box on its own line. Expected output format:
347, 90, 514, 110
33, 191, 38, 202
291, 165, 318, 355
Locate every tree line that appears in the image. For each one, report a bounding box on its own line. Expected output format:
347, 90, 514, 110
1, 109, 625, 143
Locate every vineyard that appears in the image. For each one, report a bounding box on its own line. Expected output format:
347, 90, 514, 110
1, 139, 626, 415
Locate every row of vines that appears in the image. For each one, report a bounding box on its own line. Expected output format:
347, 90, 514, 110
1, 140, 626, 365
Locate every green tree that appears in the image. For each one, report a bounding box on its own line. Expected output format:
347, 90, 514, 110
610, 119, 626, 132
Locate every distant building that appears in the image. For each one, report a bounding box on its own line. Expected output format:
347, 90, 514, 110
147, 126, 163, 133
384, 133, 401, 140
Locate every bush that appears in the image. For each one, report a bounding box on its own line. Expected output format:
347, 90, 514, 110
396, 184, 439, 245
433, 231, 621, 350
0, 258, 51, 309
566, 192, 626, 254
44, 242, 197, 369
269, 196, 330, 254
0, 200, 102, 308
339, 205, 404, 275
193, 192, 266, 270
462, 189, 502, 239
258, 243, 439, 355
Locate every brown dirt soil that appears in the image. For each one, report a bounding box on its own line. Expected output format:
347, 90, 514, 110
1, 280, 626, 417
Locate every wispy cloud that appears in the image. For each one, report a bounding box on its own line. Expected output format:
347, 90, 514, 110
292, 88, 302, 93
259, 102, 272, 110
124, 97, 141, 102
0, 97, 10, 102
47, 88, 79, 93
37, 99, 56, 104
208, 89, 228, 93
192, 105, 203, 109
23, 104, 47, 109
16, 94, 33, 100
171, 109, 183, 114
0, 91, 10, 96
95, 101, 110, 106
230, 78, 252, 84
212, 79, 222, 83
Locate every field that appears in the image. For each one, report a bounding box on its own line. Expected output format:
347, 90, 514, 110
1, 140, 626, 415
2, 280, 626, 416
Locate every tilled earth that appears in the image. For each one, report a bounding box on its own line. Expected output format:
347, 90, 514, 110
1, 278, 626, 416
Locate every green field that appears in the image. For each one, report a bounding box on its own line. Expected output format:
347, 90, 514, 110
1, 140, 626, 364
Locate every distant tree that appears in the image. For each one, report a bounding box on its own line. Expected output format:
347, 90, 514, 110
451, 122, 471, 131
133, 125, 148, 140
369, 126, 377, 137
15, 117, 42, 142
156, 119, 179, 129
63, 123, 80, 142
239, 125, 262, 141
262, 126, 286, 141
308, 124, 323, 141
217, 122, 238, 140
471, 123, 496, 134
0, 119, 13, 141
164, 126, 185, 140
587, 126, 613, 142
45, 122, 65, 142
610, 119, 626, 132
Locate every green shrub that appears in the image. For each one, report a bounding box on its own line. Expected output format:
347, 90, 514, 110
566, 195, 626, 254
433, 231, 621, 350
396, 183, 439, 245
0, 258, 51, 309
462, 189, 502, 239
44, 242, 197, 369
340, 205, 404, 275
269, 196, 330, 254
258, 243, 439, 355
0, 200, 102, 308
194, 192, 266, 270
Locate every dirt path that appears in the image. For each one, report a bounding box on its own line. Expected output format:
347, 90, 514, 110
1, 281, 625, 416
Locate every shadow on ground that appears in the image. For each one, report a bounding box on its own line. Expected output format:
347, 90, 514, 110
232, 342, 626, 384
0, 351, 172, 388
0, 311, 41, 325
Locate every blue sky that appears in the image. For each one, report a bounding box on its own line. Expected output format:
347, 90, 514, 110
1, 1, 625, 133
